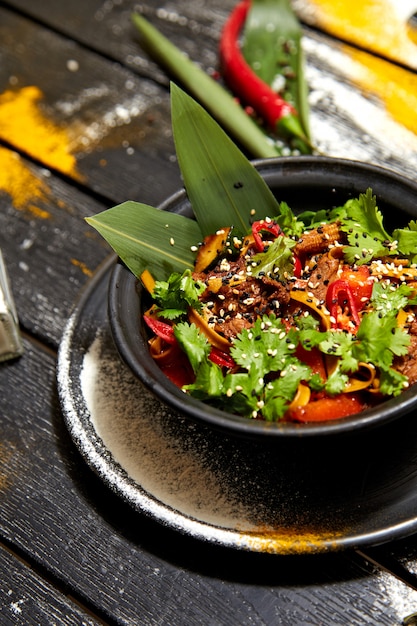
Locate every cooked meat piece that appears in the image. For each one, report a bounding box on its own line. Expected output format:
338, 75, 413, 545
306, 253, 340, 301
395, 319, 417, 385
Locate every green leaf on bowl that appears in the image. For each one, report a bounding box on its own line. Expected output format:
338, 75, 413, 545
171, 83, 282, 238
86, 84, 283, 280
85, 201, 202, 281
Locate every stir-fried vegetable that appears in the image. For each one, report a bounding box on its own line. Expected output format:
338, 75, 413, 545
142, 190, 417, 423
86, 86, 417, 424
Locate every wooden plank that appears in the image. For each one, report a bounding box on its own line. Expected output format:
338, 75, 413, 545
0, 545, 102, 625
0, 6, 182, 207
0, 146, 112, 346
2, 338, 416, 624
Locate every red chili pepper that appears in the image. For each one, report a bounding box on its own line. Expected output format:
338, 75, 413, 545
209, 347, 236, 369
326, 280, 361, 331
219, 0, 308, 142
143, 315, 177, 345
251, 219, 282, 251
293, 255, 302, 279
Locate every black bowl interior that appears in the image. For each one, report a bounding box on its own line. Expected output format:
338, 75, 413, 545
108, 156, 417, 439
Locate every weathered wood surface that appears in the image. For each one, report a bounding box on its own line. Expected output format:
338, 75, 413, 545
1, 1, 417, 624
0, 545, 102, 625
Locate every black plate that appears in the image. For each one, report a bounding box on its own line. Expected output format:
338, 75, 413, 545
57, 255, 417, 555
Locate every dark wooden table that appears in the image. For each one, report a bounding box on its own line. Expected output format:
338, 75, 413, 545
2, 1, 417, 624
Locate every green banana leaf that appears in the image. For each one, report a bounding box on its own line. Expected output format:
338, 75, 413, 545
242, 0, 311, 143
85, 201, 202, 280
131, 12, 279, 159
86, 85, 282, 280
171, 83, 281, 239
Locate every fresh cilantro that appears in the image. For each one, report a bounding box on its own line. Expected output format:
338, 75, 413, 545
174, 321, 210, 372
378, 366, 409, 397
324, 369, 349, 396
295, 313, 326, 350
371, 282, 414, 316
297, 204, 347, 230
319, 330, 360, 374
340, 189, 392, 265
356, 312, 410, 365
393, 221, 417, 261
273, 201, 305, 238
186, 359, 225, 398
179, 315, 316, 421
153, 269, 206, 319
250, 235, 296, 280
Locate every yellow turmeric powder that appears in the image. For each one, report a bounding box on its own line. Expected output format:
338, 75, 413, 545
0, 146, 51, 218
0, 86, 80, 177
300, 0, 417, 70
0, 86, 82, 216
346, 46, 417, 136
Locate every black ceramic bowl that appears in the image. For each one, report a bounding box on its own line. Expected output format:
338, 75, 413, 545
108, 156, 417, 439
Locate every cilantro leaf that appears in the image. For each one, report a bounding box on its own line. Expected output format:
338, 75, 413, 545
319, 330, 359, 373
174, 321, 210, 372
371, 282, 414, 316
378, 366, 409, 397
250, 235, 296, 280
355, 312, 410, 367
273, 201, 305, 238
153, 269, 206, 319
324, 369, 349, 395
340, 189, 392, 265
185, 359, 225, 398
393, 221, 417, 259
230, 316, 298, 375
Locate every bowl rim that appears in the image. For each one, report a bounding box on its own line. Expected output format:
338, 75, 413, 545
108, 155, 417, 439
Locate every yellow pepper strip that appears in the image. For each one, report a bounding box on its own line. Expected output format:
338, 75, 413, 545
140, 269, 156, 294
194, 227, 232, 272
326, 355, 377, 393
188, 308, 231, 351
290, 289, 331, 330
397, 308, 409, 329
288, 383, 311, 410
369, 261, 417, 282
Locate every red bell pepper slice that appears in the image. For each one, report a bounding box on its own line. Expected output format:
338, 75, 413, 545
209, 347, 236, 369
251, 219, 282, 252
339, 265, 373, 311
144, 315, 177, 345
289, 393, 364, 422
326, 279, 361, 331
160, 347, 195, 387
